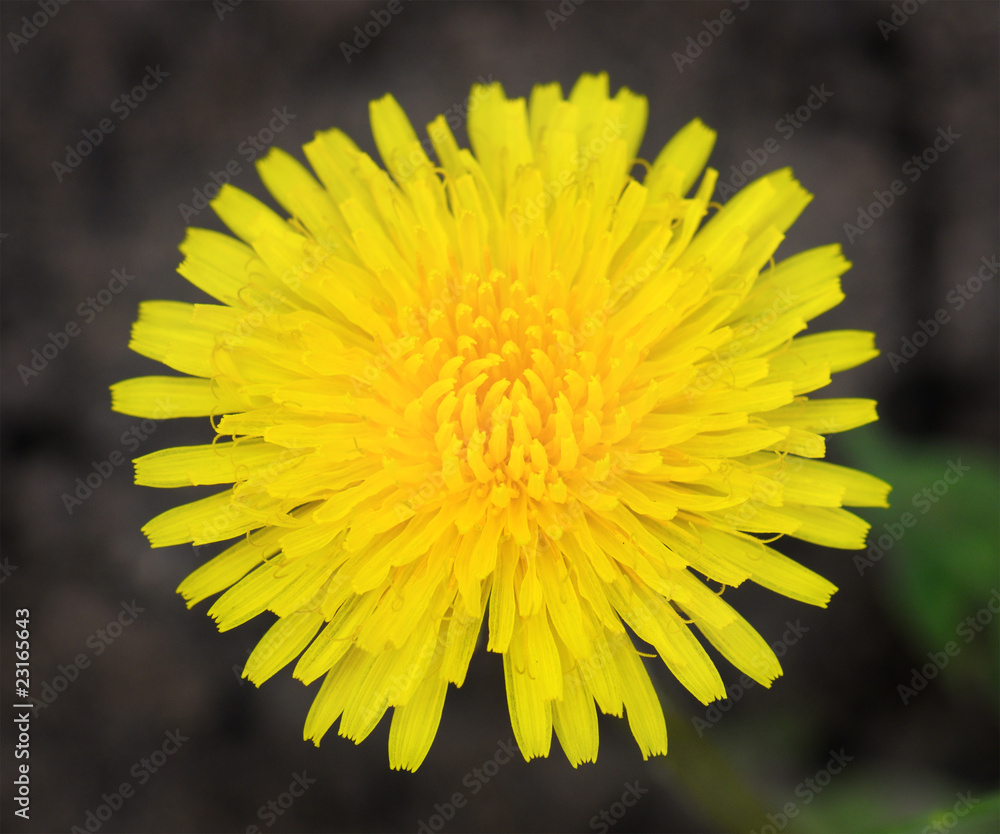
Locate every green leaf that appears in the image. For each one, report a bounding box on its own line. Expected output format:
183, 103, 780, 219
876, 790, 1000, 834
833, 425, 1000, 700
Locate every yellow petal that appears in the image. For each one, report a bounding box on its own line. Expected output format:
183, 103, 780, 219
552, 663, 599, 767
614, 642, 668, 758
111, 375, 241, 418
389, 672, 449, 771
177, 525, 284, 607
244, 609, 325, 686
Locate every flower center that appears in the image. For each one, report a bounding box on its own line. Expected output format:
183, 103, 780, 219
369, 263, 635, 545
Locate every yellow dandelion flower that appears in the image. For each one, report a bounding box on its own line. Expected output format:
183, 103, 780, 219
113, 73, 890, 771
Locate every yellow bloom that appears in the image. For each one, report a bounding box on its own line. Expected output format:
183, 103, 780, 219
113, 73, 889, 770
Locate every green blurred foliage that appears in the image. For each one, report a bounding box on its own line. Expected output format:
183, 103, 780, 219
877, 790, 1000, 834
676, 427, 1000, 834
798, 785, 1000, 834
837, 425, 1000, 703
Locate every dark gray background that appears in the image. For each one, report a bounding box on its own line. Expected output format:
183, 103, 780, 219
2, 1, 998, 833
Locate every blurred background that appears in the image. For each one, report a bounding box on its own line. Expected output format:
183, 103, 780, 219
2, 1, 998, 832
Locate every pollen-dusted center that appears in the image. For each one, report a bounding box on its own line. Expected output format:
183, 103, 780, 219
364, 263, 634, 546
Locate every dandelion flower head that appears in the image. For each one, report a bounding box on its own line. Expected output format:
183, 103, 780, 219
112, 73, 889, 770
